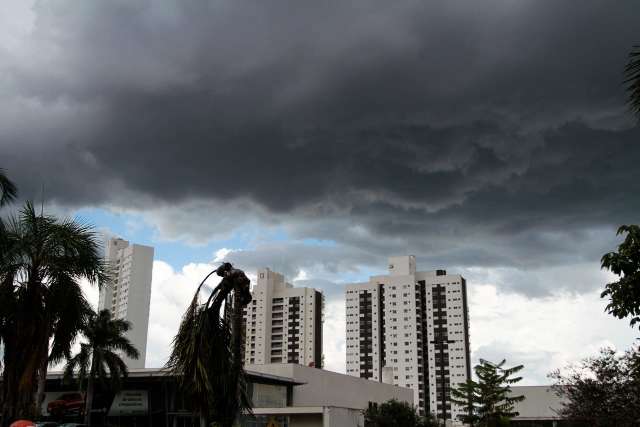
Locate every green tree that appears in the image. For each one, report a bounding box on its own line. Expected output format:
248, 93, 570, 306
549, 346, 640, 425
625, 46, 640, 119
0, 202, 107, 425
166, 263, 253, 427
64, 309, 139, 426
0, 169, 17, 207
363, 399, 437, 427
451, 359, 525, 426
601, 225, 640, 329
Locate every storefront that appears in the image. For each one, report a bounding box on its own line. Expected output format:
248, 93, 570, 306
44, 368, 299, 427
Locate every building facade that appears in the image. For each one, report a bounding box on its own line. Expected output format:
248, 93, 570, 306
98, 238, 154, 369
345, 256, 471, 422
44, 364, 413, 427
243, 268, 324, 367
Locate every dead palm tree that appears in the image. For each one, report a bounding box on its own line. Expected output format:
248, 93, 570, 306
166, 263, 253, 427
64, 309, 139, 426
625, 45, 640, 119
0, 169, 17, 207
0, 202, 108, 425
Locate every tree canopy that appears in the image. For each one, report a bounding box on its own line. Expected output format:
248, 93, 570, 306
64, 309, 139, 425
601, 224, 640, 329
363, 399, 438, 427
450, 359, 525, 426
0, 202, 107, 424
549, 346, 640, 426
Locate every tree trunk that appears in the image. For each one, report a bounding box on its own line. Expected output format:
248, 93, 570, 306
84, 375, 94, 426
228, 291, 244, 427
35, 341, 49, 417
84, 355, 96, 427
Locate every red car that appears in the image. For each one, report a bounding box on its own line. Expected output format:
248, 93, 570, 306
47, 393, 84, 417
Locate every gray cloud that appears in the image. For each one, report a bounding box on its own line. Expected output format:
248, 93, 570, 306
1, 0, 640, 293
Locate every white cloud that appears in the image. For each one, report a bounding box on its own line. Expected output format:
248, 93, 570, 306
145, 260, 217, 368
468, 284, 638, 384
213, 247, 234, 262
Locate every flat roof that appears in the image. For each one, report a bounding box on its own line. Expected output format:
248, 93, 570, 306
47, 367, 304, 386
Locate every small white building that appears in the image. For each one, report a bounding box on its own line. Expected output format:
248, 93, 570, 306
244, 268, 324, 367
246, 363, 414, 426
510, 386, 566, 425
97, 237, 154, 369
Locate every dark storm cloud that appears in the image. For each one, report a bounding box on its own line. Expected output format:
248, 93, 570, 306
2, 0, 640, 282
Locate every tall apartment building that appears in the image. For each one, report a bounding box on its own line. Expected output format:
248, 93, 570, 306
243, 268, 323, 367
345, 256, 471, 422
98, 237, 154, 369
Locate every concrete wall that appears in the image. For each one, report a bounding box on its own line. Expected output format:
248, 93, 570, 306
98, 238, 154, 369
247, 363, 413, 410
125, 243, 154, 369
510, 386, 565, 420
323, 407, 362, 427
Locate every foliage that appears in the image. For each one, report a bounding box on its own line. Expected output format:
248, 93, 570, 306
64, 309, 139, 391
64, 309, 139, 424
601, 225, 640, 329
450, 359, 525, 426
0, 169, 17, 207
549, 346, 640, 426
166, 263, 253, 427
0, 202, 107, 424
363, 399, 437, 427
626, 46, 640, 119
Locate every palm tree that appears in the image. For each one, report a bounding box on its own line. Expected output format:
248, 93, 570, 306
0, 169, 17, 207
0, 202, 108, 425
625, 45, 640, 119
64, 309, 139, 426
166, 263, 253, 427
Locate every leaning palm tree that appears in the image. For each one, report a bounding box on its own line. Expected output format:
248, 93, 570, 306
0, 202, 108, 425
64, 309, 139, 426
625, 45, 640, 119
0, 168, 17, 207
166, 262, 253, 427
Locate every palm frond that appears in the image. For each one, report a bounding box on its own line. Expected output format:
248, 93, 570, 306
102, 350, 129, 390
0, 168, 17, 207
48, 274, 92, 364
63, 308, 139, 396
625, 46, 640, 118
166, 265, 253, 427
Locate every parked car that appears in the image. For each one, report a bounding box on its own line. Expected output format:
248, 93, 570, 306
58, 424, 87, 427
47, 393, 84, 417
35, 422, 58, 427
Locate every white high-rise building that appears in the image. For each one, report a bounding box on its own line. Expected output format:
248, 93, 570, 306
243, 268, 324, 367
98, 238, 154, 369
345, 256, 471, 422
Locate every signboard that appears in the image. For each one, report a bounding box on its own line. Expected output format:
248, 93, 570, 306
40, 391, 85, 417
108, 390, 148, 416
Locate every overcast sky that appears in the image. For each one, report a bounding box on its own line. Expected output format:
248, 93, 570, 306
2, 0, 639, 384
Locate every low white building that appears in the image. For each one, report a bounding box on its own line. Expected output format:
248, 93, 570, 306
44, 365, 413, 427
247, 363, 414, 426
510, 386, 566, 425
